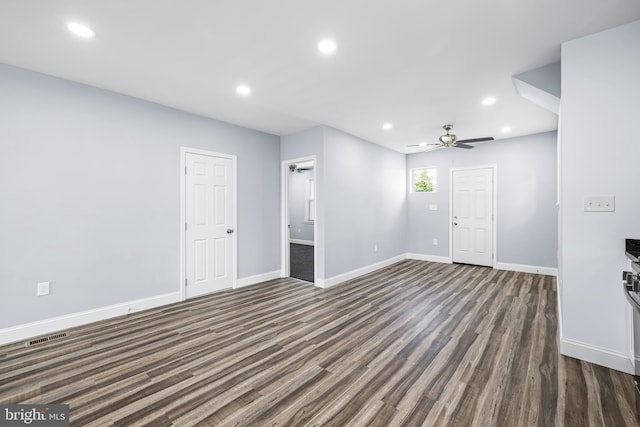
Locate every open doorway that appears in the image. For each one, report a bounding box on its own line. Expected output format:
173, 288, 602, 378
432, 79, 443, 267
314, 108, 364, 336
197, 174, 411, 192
282, 157, 316, 283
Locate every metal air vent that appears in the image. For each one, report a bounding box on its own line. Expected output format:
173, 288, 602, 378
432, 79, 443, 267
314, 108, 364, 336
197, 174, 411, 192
27, 332, 68, 347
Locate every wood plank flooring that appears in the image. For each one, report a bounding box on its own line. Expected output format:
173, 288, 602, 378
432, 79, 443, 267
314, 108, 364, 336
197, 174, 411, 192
0, 260, 638, 426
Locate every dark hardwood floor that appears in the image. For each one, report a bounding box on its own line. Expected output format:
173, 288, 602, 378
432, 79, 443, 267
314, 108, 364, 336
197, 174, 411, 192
0, 260, 638, 426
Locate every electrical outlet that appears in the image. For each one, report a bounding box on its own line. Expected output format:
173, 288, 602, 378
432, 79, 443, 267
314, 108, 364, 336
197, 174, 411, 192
433, 239, 438, 245
429, 204, 438, 211
37, 281, 50, 296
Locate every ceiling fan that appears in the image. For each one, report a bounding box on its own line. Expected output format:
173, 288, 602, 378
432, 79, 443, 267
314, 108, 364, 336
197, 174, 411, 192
409, 124, 494, 150
289, 163, 314, 173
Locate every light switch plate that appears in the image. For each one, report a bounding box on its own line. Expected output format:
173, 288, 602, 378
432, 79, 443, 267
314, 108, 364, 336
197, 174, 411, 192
584, 195, 615, 212
37, 281, 50, 296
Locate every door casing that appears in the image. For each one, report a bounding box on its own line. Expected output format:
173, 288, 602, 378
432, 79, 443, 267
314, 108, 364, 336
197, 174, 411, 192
281, 156, 318, 283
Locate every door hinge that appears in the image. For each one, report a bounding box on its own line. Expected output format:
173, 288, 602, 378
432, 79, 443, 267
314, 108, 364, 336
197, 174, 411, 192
185, 166, 188, 175
185, 278, 187, 287
185, 222, 188, 231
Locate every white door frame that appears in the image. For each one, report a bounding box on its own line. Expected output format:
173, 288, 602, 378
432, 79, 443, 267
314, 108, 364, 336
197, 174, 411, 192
281, 156, 318, 283
180, 147, 238, 301
448, 164, 497, 267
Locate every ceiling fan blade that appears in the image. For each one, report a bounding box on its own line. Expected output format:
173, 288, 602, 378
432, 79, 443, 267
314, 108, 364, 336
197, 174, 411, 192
456, 137, 494, 144
453, 143, 474, 149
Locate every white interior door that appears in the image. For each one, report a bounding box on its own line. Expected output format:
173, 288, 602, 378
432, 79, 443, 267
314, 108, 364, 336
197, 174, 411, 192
452, 167, 494, 267
185, 152, 234, 298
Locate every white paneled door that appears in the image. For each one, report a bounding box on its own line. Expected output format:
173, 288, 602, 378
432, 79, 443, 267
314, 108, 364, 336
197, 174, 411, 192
185, 152, 234, 298
452, 167, 494, 267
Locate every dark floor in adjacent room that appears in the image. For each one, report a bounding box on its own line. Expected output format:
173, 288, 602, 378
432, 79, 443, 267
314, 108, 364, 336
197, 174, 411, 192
290, 242, 314, 283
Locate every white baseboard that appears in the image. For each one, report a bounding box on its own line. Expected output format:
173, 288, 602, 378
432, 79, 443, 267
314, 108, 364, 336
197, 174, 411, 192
1, 268, 293, 346
560, 337, 634, 375
494, 262, 558, 276
236, 270, 281, 288
290, 239, 314, 246
0, 292, 181, 347
319, 254, 406, 289
406, 253, 452, 264
404, 255, 557, 276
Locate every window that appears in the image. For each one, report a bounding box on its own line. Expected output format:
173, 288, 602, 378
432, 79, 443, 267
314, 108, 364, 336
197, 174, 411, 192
305, 179, 315, 222
411, 167, 437, 193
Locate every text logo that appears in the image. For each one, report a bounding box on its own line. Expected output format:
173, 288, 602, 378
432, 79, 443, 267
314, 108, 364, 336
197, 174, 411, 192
0, 405, 69, 426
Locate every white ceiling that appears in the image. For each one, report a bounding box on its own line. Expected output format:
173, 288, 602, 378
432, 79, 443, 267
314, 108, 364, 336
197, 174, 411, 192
2, 1, 640, 153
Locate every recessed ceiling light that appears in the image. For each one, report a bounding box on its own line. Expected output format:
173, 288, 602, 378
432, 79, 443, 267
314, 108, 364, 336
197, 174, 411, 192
501, 126, 512, 133
382, 123, 393, 130
482, 97, 496, 106
318, 39, 337, 54
67, 22, 95, 38
236, 85, 251, 96
419, 142, 427, 147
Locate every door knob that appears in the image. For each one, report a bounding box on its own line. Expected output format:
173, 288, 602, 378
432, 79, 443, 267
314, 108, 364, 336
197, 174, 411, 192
453, 222, 458, 226
226, 229, 235, 234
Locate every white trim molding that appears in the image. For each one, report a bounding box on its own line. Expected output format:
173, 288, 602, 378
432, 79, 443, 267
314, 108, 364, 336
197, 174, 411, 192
494, 262, 558, 276
0, 292, 181, 347
405, 254, 557, 276
560, 337, 634, 375
407, 253, 452, 264
236, 270, 281, 288
290, 239, 314, 246
318, 254, 406, 289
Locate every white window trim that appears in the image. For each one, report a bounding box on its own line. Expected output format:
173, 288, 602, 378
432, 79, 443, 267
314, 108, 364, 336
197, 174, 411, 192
305, 179, 315, 223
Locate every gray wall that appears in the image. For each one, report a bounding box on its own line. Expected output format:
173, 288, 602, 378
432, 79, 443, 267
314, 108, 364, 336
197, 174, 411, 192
0, 63, 280, 328
281, 126, 407, 280
406, 131, 558, 268
288, 169, 315, 242
323, 127, 407, 278
559, 20, 640, 365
